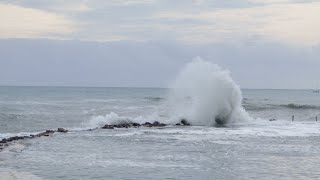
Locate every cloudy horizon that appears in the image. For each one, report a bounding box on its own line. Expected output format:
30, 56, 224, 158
1, 0, 319, 89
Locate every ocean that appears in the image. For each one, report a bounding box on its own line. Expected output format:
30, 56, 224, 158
1, 86, 320, 179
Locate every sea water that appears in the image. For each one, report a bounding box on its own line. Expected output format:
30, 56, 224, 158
1, 61, 320, 179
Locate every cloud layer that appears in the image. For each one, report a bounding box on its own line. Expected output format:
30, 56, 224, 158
0, 4, 75, 39
0, 0, 319, 45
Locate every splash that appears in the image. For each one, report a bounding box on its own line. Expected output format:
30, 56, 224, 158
85, 112, 162, 129
166, 57, 250, 126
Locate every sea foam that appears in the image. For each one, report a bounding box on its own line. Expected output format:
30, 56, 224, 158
166, 57, 250, 126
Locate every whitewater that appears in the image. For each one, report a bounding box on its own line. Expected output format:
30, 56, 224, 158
1, 59, 320, 179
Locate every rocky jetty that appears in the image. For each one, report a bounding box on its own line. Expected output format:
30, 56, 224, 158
0, 120, 183, 152
0, 128, 69, 152
101, 121, 166, 129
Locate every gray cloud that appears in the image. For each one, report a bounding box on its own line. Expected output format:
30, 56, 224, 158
0, 1, 319, 89
0, 39, 319, 89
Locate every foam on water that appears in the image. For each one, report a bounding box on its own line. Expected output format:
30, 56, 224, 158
85, 112, 162, 128
0, 168, 42, 180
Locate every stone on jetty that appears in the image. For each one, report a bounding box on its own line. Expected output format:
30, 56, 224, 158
0, 138, 7, 143
57, 128, 68, 133
34, 130, 55, 137
100, 121, 166, 130
102, 125, 115, 129
7, 136, 24, 141
132, 123, 141, 127
153, 121, 160, 126
142, 121, 166, 127
142, 122, 153, 127
180, 119, 190, 126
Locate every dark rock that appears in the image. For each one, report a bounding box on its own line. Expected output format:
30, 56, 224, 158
37, 131, 51, 137
132, 123, 141, 127
102, 125, 114, 129
142, 122, 153, 127
175, 123, 181, 126
269, 118, 276, 121
46, 130, 55, 133
0, 138, 7, 143
57, 128, 68, 132
180, 119, 190, 126
215, 118, 224, 125
159, 123, 166, 127
7, 136, 24, 141
153, 121, 160, 126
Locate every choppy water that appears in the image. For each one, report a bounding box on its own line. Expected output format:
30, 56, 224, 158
1, 86, 320, 179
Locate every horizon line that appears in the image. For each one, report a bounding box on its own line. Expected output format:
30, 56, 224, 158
0, 85, 315, 90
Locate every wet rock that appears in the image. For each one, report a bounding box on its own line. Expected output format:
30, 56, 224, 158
119, 124, 129, 128
43, 132, 50, 136
269, 118, 276, 121
23, 136, 32, 139
36, 131, 53, 137
0, 138, 7, 143
153, 121, 160, 126
132, 123, 141, 127
142, 122, 153, 127
30, 134, 37, 138
102, 125, 114, 129
7, 136, 24, 141
215, 118, 224, 125
175, 123, 181, 126
57, 128, 68, 133
141, 121, 166, 127
180, 119, 190, 126
46, 130, 55, 133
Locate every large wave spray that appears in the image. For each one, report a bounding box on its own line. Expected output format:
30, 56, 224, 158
167, 58, 249, 126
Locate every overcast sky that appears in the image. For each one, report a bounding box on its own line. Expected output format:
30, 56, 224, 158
0, 0, 319, 89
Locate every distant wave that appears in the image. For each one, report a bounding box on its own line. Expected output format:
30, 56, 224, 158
280, 103, 320, 110
243, 103, 320, 111
144, 97, 165, 101
243, 105, 270, 111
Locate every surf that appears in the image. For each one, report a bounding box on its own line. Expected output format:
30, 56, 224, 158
165, 57, 250, 126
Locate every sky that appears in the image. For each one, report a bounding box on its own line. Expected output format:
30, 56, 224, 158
0, 0, 319, 89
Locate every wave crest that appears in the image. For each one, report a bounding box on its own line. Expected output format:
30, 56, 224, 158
166, 58, 250, 126
281, 103, 320, 110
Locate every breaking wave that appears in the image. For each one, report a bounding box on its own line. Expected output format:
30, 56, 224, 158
86, 112, 161, 129
144, 97, 165, 102
280, 103, 320, 110
165, 57, 250, 126
86, 58, 251, 127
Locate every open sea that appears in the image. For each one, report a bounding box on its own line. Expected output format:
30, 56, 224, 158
1, 86, 320, 179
